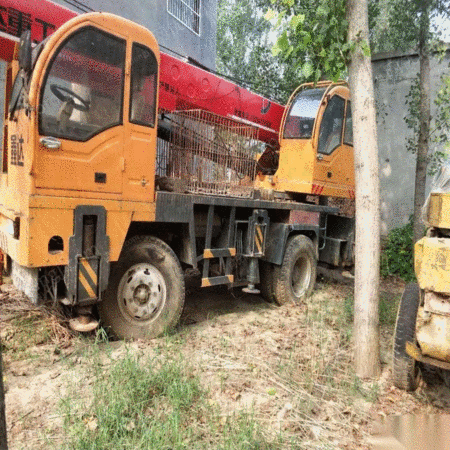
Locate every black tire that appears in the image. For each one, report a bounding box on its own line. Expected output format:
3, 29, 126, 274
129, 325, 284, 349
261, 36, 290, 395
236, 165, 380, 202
99, 235, 185, 340
393, 283, 421, 391
273, 235, 316, 306
259, 261, 276, 302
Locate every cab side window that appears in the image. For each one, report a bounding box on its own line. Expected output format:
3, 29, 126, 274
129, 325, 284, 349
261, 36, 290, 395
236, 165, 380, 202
344, 101, 353, 146
129, 44, 158, 127
317, 95, 345, 155
39, 26, 126, 141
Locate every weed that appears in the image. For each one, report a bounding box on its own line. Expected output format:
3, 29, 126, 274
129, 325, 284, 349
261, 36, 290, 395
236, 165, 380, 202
343, 294, 354, 323
381, 218, 416, 281
340, 292, 400, 326
379, 292, 400, 326
93, 327, 109, 344
2, 312, 53, 360
351, 377, 380, 403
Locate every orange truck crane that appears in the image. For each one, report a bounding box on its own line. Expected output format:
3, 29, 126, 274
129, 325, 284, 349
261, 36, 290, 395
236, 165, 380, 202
0, 0, 355, 338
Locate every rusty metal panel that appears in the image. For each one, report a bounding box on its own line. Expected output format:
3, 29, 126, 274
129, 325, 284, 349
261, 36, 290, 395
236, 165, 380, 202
289, 210, 319, 226
416, 306, 450, 362
424, 290, 450, 316
427, 193, 450, 228
415, 237, 450, 294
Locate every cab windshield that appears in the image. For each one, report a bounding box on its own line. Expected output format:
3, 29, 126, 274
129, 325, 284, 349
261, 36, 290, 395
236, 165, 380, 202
39, 26, 126, 141
283, 88, 326, 139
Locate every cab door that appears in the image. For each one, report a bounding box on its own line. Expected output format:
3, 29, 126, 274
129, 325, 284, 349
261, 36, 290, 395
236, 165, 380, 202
35, 25, 126, 194
122, 42, 159, 202
313, 89, 355, 198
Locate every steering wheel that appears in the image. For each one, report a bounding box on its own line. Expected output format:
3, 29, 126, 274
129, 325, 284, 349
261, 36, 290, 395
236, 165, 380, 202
50, 84, 90, 112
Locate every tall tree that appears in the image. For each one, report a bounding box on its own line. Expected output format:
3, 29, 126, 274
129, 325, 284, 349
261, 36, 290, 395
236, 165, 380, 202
268, 0, 381, 377
216, 0, 302, 102
369, 0, 421, 53
0, 344, 7, 450
414, 2, 432, 244
347, 0, 381, 378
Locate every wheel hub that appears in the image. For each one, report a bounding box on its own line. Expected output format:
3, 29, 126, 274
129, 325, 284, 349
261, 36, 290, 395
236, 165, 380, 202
134, 284, 151, 303
291, 256, 311, 297
118, 264, 166, 321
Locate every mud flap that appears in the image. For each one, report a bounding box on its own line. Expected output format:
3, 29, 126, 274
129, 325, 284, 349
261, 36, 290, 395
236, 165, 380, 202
65, 206, 110, 305
319, 214, 354, 267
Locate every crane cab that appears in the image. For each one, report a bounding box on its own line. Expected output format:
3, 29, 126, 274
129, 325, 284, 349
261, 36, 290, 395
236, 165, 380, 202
0, 12, 160, 296
256, 81, 355, 199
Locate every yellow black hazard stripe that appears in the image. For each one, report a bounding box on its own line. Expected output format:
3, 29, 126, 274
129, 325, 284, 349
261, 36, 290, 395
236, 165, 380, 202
77, 257, 98, 300
201, 274, 234, 287
254, 224, 264, 254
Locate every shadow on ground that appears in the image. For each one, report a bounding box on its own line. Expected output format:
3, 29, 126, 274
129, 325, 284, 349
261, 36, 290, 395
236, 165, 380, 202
180, 283, 272, 328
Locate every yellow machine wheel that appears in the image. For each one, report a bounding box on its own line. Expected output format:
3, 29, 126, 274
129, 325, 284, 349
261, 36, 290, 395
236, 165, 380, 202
393, 283, 421, 391
99, 235, 185, 340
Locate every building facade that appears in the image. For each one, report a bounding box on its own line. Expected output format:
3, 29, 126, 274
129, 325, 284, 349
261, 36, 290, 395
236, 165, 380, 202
51, 0, 218, 70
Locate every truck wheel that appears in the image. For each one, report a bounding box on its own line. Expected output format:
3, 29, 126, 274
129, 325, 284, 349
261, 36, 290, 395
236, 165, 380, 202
99, 236, 185, 340
273, 235, 316, 305
393, 283, 421, 391
259, 261, 276, 302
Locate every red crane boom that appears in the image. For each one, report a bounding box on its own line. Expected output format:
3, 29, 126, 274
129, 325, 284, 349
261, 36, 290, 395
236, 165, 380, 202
0, 0, 285, 143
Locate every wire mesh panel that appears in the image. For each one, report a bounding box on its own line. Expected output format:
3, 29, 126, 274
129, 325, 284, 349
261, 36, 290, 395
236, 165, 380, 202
157, 110, 259, 198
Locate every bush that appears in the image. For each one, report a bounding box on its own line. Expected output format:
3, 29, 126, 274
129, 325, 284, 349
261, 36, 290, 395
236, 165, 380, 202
381, 218, 415, 281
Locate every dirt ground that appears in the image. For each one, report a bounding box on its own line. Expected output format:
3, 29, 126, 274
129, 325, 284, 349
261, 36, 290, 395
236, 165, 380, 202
3, 276, 450, 449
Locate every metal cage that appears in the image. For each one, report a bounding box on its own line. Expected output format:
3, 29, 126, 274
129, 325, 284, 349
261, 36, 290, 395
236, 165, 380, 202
157, 110, 259, 198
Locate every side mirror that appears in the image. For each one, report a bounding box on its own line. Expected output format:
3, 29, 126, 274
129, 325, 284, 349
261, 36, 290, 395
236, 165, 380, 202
18, 29, 32, 72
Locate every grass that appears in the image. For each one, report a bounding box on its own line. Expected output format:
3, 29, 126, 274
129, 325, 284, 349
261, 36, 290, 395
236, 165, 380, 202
57, 346, 282, 450
7, 281, 403, 449
343, 291, 400, 326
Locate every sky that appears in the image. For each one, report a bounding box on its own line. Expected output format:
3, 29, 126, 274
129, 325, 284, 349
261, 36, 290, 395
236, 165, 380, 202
434, 14, 450, 42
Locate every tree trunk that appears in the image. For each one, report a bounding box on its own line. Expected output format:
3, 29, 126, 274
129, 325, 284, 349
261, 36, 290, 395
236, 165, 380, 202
413, 5, 431, 244
0, 343, 7, 450
347, 0, 381, 378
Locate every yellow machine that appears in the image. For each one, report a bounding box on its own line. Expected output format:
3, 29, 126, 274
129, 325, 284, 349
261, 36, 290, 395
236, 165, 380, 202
257, 81, 355, 199
0, 12, 355, 339
393, 166, 450, 390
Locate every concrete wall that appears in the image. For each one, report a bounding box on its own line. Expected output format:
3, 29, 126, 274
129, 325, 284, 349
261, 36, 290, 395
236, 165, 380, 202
51, 0, 217, 70
372, 49, 450, 235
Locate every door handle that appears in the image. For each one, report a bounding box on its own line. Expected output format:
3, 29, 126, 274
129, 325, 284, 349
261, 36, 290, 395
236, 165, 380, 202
40, 137, 61, 149
317, 154, 323, 161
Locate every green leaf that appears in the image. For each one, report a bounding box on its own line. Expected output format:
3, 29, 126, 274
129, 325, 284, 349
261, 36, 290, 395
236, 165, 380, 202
271, 44, 282, 57
317, 5, 328, 16
276, 10, 287, 27
302, 62, 314, 78
314, 68, 322, 81
303, 33, 312, 46
361, 40, 371, 57
290, 14, 305, 29
277, 31, 290, 51
285, 45, 294, 58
